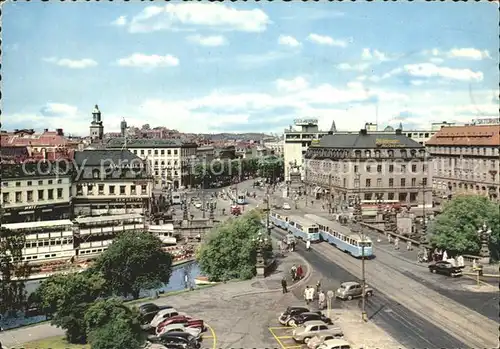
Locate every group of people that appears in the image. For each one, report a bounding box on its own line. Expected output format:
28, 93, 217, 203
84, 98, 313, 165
290, 264, 304, 281
279, 237, 296, 253
304, 282, 326, 309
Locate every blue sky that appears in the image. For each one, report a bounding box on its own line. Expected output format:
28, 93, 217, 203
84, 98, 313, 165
2, 1, 498, 135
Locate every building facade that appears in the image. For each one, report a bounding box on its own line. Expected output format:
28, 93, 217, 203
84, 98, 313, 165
72, 150, 153, 216
426, 124, 500, 201
304, 129, 432, 211
1, 162, 72, 223
104, 138, 197, 189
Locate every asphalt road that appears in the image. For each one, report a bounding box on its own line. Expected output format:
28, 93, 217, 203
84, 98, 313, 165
271, 228, 467, 349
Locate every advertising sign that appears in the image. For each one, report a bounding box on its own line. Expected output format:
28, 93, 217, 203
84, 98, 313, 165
375, 139, 404, 147
294, 118, 318, 125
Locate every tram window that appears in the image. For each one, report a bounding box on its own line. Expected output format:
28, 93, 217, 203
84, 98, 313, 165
26, 256, 32, 260
32, 256, 37, 259
38, 241, 43, 247
45, 254, 50, 258
44, 241, 49, 246
55, 240, 61, 245
51, 254, 56, 257
92, 249, 96, 253
50, 240, 56, 246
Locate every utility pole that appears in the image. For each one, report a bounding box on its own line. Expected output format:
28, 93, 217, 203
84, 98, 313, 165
202, 177, 206, 219
266, 193, 271, 235
421, 180, 426, 243
328, 174, 332, 214
354, 173, 367, 322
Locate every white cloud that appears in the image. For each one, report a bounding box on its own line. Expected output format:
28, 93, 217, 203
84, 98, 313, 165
307, 33, 347, 47
187, 35, 227, 47
275, 77, 309, 92
447, 48, 491, 60
40, 103, 78, 117
429, 57, 444, 64
43, 57, 98, 69
361, 48, 389, 61
117, 53, 179, 68
410, 80, 426, 86
111, 16, 127, 26
128, 3, 270, 33
337, 63, 371, 72
278, 35, 301, 48
403, 63, 483, 82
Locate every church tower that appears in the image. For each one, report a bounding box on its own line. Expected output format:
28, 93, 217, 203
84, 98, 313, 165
89, 104, 104, 141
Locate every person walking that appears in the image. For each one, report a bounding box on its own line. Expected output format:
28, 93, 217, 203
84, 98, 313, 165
394, 237, 399, 250
406, 240, 412, 251
291, 265, 297, 281
296, 264, 304, 280
281, 277, 288, 294
316, 280, 321, 294
306, 238, 311, 250
307, 286, 315, 304
388, 234, 392, 244
304, 286, 310, 304
318, 290, 326, 310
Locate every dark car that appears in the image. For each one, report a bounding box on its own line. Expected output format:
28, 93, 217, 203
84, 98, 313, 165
428, 261, 462, 277
148, 332, 200, 349
138, 303, 173, 325
288, 311, 333, 327
278, 306, 310, 325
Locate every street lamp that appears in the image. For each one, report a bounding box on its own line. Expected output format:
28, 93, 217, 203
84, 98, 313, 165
252, 231, 270, 276
352, 173, 367, 322
477, 223, 492, 264
420, 180, 428, 244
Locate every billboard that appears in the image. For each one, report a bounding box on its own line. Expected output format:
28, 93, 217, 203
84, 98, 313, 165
294, 118, 318, 125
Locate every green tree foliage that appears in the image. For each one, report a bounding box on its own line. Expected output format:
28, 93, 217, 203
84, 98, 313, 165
197, 210, 268, 281
193, 158, 261, 188
85, 298, 144, 349
34, 272, 106, 343
429, 195, 500, 258
0, 226, 31, 317
92, 231, 172, 299
258, 155, 284, 182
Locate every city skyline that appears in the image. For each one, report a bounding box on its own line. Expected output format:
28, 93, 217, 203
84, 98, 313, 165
2, 2, 498, 136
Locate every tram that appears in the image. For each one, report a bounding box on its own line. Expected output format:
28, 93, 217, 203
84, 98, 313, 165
287, 215, 320, 242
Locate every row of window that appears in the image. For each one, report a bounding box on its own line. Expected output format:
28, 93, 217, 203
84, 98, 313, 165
132, 149, 179, 156
76, 184, 147, 196
356, 177, 427, 188
25, 238, 74, 248
354, 149, 425, 158
432, 157, 498, 169
3, 188, 64, 204
362, 192, 419, 202
80, 248, 107, 255
2, 179, 64, 187
429, 146, 499, 156
354, 164, 428, 173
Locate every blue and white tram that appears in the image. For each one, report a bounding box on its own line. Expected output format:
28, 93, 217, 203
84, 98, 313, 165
236, 193, 247, 205
304, 214, 373, 258
269, 210, 289, 229
287, 215, 320, 242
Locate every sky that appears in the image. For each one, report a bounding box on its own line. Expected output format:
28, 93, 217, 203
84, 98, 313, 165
2, 1, 499, 136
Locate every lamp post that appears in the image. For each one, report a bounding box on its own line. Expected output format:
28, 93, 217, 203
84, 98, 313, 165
352, 173, 367, 322
477, 223, 492, 265
253, 231, 269, 277
420, 180, 428, 244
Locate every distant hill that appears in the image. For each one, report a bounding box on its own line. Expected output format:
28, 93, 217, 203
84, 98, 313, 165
199, 133, 272, 141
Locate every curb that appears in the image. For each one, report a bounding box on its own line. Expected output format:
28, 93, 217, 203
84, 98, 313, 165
230, 253, 313, 299
463, 272, 500, 278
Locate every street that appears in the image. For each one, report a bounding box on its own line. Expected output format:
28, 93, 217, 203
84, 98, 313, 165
238, 179, 499, 349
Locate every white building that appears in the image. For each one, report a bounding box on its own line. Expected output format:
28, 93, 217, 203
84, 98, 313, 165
72, 149, 154, 216
105, 138, 197, 189
263, 139, 284, 156
1, 162, 72, 223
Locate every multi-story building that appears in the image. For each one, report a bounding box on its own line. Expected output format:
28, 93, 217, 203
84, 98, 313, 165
426, 123, 500, 201
1, 162, 73, 223
71, 149, 154, 216
104, 138, 197, 189
304, 128, 432, 212
263, 139, 284, 156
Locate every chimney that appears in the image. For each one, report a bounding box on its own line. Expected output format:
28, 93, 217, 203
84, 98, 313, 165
359, 128, 367, 135
56, 128, 64, 136
44, 128, 49, 133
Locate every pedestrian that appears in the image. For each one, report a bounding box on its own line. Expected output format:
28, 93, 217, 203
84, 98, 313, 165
291, 264, 297, 281
457, 255, 465, 268
406, 240, 412, 251
308, 286, 315, 304
388, 234, 392, 244
318, 290, 326, 310
306, 239, 311, 250
281, 277, 288, 294
296, 264, 304, 280
442, 250, 448, 261
304, 286, 310, 304
316, 280, 321, 294
394, 237, 399, 250
291, 240, 296, 252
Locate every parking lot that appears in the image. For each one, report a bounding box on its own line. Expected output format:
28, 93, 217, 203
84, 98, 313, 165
269, 326, 302, 349
201, 324, 217, 349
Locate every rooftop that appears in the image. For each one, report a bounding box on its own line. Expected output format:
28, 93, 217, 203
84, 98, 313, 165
74, 149, 143, 166
426, 125, 500, 146
1, 161, 73, 179
105, 138, 197, 149
313, 130, 424, 149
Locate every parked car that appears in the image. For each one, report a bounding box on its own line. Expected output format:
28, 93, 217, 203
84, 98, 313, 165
138, 303, 173, 325
157, 323, 202, 339
148, 331, 200, 349
150, 308, 184, 328
287, 312, 333, 327
292, 320, 343, 343
282, 203, 291, 210
156, 315, 205, 335
335, 282, 373, 300
307, 334, 338, 349
428, 261, 462, 277
278, 306, 310, 325
317, 339, 352, 349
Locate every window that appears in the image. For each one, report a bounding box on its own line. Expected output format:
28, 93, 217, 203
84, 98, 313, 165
98, 184, 104, 194
92, 170, 100, 179
76, 184, 83, 195
57, 179, 62, 184
174, 149, 178, 155
154, 150, 158, 155
400, 178, 406, 187
389, 178, 394, 187
148, 150, 152, 155
141, 185, 147, 194
377, 165, 382, 173
401, 165, 406, 173
167, 150, 172, 155
364, 193, 371, 200
141, 150, 145, 155
365, 179, 371, 187
48, 189, 54, 200
377, 178, 382, 187
131, 186, 137, 195
16, 182, 21, 187
26, 190, 33, 202
422, 178, 427, 186
161, 150, 165, 155
354, 165, 359, 173
410, 193, 418, 202
411, 178, 416, 187
48, 180, 53, 184
38, 180, 43, 185
365, 150, 371, 157
366, 165, 371, 173
412, 164, 417, 173
15, 192, 22, 203
57, 188, 63, 199
3, 192, 10, 203
109, 185, 115, 195
388, 192, 395, 200
38, 189, 44, 200
389, 165, 394, 173
27, 181, 32, 186
120, 185, 126, 195
388, 150, 394, 158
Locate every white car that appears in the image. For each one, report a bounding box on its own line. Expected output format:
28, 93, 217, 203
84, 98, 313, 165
317, 339, 352, 349
157, 323, 202, 339
308, 335, 338, 349
292, 320, 343, 343
282, 203, 291, 210
150, 309, 184, 328
194, 202, 202, 209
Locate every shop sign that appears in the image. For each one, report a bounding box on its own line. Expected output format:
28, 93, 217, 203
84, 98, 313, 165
375, 139, 404, 147
294, 118, 318, 125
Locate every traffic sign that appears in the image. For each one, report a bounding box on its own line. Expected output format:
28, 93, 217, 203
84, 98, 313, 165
327, 290, 334, 299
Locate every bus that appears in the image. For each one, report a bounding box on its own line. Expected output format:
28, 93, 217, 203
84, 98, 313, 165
171, 192, 182, 205
287, 215, 320, 242
304, 214, 373, 258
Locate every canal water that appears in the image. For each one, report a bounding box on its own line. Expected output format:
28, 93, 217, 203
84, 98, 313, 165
0, 261, 201, 330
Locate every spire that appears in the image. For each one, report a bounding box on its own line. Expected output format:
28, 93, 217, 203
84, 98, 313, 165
398, 122, 403, 130
329, 120, 337, 133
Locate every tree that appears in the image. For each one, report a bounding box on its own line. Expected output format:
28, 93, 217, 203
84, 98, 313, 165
197, 210, 265, 281
259, 155, 284, 182
34, 272, 106, 343
0, 226, 31, 317
429, 195, 500, 258
92, 231, 173, 299
85, 298, 144, 349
